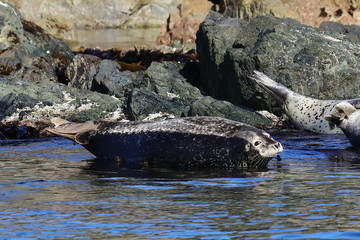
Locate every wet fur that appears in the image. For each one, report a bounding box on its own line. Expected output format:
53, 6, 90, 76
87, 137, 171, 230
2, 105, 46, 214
248, 71, 360, 134
325, 101, 360, 148
47, 116, 282, 169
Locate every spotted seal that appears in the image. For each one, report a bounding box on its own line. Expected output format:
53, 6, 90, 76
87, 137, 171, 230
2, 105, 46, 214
46, 116, 282, 169
324, 101, 360, 148
248, 71, 360, 134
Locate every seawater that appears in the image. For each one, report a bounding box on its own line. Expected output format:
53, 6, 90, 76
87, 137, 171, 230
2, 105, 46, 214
1, 134, 360, 239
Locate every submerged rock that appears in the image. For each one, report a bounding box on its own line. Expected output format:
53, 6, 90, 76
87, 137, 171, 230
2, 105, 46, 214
197, 12, 360, 115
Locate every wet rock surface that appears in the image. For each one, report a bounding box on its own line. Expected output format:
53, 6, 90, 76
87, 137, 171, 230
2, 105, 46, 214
210, 0, 360, 28
7, 1, 360, 139
197, 12, 360, 115
0, 2, 271, 139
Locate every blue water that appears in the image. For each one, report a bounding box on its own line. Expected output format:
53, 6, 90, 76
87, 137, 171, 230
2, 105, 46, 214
1, 133, 360, 239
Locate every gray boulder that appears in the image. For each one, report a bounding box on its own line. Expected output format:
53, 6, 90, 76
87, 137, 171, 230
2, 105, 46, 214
144, 61, 202, 99
0, 78, 122, 123
127, 88, 190, 121
67, 54, 271, 126
196, 12, 360, 115
319, 21, 360, 43
66, 54, 141, 101
0, 2, 72, 59
0, 2, 73, 83
0, 2, 122, 124
189, 96, 271, 127
127, 88, 271, 126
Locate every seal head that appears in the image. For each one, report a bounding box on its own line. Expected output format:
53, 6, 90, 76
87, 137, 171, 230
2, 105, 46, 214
325, 101, 360, 148
47, 117, 282, 169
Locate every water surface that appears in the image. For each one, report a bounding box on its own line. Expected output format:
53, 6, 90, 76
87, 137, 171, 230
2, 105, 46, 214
1, 133, 360, 239
68, 28, 161, 50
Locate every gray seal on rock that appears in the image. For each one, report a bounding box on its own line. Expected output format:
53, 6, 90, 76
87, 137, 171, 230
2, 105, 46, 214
248, 71, 360, 134
324, 101, 360, 148
46, 116, 283, 169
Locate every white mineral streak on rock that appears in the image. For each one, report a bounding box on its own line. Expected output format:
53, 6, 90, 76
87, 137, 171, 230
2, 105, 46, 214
103, 107, 126, 121
2, 91, 96, 122
166, 92, 180, 98
143, 112, 175, 121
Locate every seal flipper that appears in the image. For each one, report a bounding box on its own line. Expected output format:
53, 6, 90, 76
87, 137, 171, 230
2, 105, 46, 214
248, 71, 294, 106
46, 118, 100, 144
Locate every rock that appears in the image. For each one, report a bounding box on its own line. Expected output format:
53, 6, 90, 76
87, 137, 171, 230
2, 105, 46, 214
0, 2, 109, 125
0, 1, 73, 83
6, 0, 183, 40
210, 0, 360, 27
66, 54, 148, 102
319, 21, 360, 43
126, 88, 270, 127
0, 78, 123, 123
67, 59, 201, 102
0, 93, 39, 120
0, 2, 273, 139
95, 59, 137, 99
196, 12, 360, 115
66, 54, 100, 90
127, 88, 190, 121
121, 0, 183, 28
144, 61, 202, 99
0, 2, 72, 59
189, 96, 271, 127
156, 0, 213, 46
66, 52, 271, 126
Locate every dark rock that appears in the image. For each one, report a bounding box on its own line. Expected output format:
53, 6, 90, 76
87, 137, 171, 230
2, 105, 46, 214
0, 2, 73, 83
95, 59, 136, 98
144, 61, 202, 99
66, 59, 202, 109
0, 2, 73, 60
126, 87, 271, 126
0, 93, 39, 120
127, 88, 190, 121
66, 54, 145, 102
0, 78, 122, 123
189, 96, 271, 127
319, 21, 360, 43
196, 12, 360, 115
67, 54, 100, 90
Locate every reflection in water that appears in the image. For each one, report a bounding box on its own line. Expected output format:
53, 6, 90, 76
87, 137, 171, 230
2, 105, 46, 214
1, 134, 360, 239
68, 28, 161, 50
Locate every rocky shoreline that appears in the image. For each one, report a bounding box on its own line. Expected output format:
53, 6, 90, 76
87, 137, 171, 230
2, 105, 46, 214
1, 2, 360, 139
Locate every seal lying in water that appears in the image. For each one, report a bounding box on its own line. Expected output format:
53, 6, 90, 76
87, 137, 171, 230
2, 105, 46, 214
46, 116, 283, 169
248, 71, 360, 135
324, 101, 360, 148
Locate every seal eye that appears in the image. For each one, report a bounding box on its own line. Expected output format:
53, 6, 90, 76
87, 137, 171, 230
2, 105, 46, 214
254, 141, 262, 146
